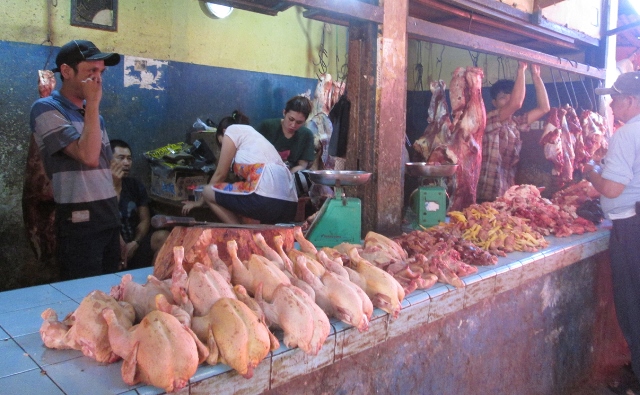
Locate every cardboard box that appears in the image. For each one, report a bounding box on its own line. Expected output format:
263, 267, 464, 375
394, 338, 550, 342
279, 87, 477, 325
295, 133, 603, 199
150, 165, 210, 201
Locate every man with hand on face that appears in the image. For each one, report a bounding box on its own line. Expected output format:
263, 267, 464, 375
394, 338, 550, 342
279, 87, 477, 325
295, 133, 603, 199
30, 40, 121, 280
257, 95, 315, 173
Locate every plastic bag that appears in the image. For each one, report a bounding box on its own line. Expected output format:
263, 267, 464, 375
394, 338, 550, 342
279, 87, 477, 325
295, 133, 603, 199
576, 198, 604, 224
193, 118, 214, 131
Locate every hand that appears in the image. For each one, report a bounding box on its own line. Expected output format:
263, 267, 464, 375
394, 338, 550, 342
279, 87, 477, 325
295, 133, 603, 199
181, 199, 204, 215
530, 64, 541, 77
80, 76, 103, 104
518, 61, 528, 71
125, 241, 138, 262
111, 159, 125, 181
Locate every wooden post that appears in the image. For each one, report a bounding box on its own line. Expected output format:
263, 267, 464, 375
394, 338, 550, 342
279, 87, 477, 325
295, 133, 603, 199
375, 0, 409, 235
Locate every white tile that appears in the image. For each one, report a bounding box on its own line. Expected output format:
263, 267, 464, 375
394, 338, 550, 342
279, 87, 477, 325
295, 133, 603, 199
190, 359, 269, 395
495, 262, 523, 294
0, 338, 39, 378
429, 287, 464, 322
463, 275, 496, 308
51, 274, 123, 301
189, 361, 232, 383
335, 315, 388, 361
387, 299, 430, 339
0, 368, 64, 395
562, 243, 584, 268
0, 285, 71, 314
15, 331, 83, 368
0, 299, 79, 338
270, 334, 335, 388
405, 289, 430, 306
45, 357, 140, 395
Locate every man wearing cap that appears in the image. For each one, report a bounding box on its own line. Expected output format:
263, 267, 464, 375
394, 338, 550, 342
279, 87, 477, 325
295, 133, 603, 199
29, 40, 122, 280
587, 71, 640, 392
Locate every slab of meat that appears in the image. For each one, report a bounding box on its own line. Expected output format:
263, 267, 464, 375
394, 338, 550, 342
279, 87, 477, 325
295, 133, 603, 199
580, 110, 609, 162
448, 67, 486, 211
413, 80, 452, 160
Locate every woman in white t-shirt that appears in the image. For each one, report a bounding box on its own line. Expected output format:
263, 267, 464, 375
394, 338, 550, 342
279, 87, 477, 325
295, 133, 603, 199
182, 111, 298, 224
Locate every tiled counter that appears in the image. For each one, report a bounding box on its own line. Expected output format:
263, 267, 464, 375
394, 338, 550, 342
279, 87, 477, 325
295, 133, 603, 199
0, 228, 612, 395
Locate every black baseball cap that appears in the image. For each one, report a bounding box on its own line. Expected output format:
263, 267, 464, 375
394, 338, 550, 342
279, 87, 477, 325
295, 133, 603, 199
595, 72, 640, 96
51, 40, 120, 73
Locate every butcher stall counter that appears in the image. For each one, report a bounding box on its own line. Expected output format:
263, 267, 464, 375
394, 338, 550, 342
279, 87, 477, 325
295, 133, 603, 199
0, 226, 624, 395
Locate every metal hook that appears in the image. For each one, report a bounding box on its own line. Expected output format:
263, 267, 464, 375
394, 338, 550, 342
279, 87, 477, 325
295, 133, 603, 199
567, 71, 581, 111
550, 69, 562, 107
436, 45, 445, 81
579, 76, 594, 111
559, 70, 574, 108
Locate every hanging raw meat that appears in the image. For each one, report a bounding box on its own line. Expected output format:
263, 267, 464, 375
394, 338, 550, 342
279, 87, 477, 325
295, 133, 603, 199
580, 110, 609, 162
448, 67, 486, 211
541, 106, 574, 184
412, 67, 487, 210
412, 80, 454, 162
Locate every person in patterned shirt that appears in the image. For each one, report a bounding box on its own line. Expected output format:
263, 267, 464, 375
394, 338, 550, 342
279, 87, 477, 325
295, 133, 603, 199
477, 61, 550, 203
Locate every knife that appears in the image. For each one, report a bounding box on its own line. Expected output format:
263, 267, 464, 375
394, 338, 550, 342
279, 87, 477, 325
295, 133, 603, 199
150, 214, 295, 230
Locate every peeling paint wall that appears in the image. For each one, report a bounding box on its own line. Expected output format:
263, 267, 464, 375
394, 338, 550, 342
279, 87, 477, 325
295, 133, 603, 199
0, 1, 347, 291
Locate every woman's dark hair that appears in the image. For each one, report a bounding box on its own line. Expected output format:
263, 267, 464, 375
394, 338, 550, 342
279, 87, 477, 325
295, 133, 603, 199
284, 95, 312, 119
216, 110, 250, 147
490, 79, 516, 100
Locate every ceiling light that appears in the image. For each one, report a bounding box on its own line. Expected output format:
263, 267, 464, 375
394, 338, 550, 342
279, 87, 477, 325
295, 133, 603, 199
631, 0, 640, 15
205, 3, 233, 19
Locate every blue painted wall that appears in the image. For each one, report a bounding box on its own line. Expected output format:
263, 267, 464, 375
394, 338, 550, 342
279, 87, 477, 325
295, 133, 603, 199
0, 40, 316, 290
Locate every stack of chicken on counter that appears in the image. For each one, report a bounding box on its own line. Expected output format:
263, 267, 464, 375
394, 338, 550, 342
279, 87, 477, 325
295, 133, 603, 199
36, 64, 607, 393
37, 176, 601, 392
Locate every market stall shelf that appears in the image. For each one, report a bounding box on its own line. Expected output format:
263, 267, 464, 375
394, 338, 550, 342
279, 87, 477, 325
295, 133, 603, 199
0, 227, 613, 394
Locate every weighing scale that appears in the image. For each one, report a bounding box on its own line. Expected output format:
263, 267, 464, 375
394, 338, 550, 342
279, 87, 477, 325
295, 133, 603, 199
406, 163, 458, 229
304, 170, 372, 247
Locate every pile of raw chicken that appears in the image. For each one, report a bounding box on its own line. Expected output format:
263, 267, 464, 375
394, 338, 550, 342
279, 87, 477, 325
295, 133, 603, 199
38, 184, 602, 392
39, 227, 415, 392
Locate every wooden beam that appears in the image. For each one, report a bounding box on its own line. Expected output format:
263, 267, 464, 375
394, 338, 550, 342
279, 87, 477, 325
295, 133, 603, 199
606, 19, 640, 36
407, 17, 606, 79
346, 21, 378, 236
287, 0, 383, 24
374, 0, 408, 235
534, 0, 568, 9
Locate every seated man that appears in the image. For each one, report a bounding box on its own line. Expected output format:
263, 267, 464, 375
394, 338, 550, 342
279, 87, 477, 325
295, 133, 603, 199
110, 139, 168, 269
257, 95, 315, 174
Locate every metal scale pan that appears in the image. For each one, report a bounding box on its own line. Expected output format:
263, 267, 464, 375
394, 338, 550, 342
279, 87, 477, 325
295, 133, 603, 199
303, 170, 372, 247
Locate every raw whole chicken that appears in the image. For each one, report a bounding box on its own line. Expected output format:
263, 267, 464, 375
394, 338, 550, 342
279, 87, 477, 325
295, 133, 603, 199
345, 248, 405, 319
102, 298, 208, 393
40, 290, 135, 363
254, 232, 291, 272
257, 283, 330, 355
288, 248, 326, 277
177, 259, 235, 317
206, 244, 231, 283
228, 240, 291, 301
363, 231, 408, 261
110, 274, 174, 323
294, 255, 371, 332
191, 297, 274, 378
